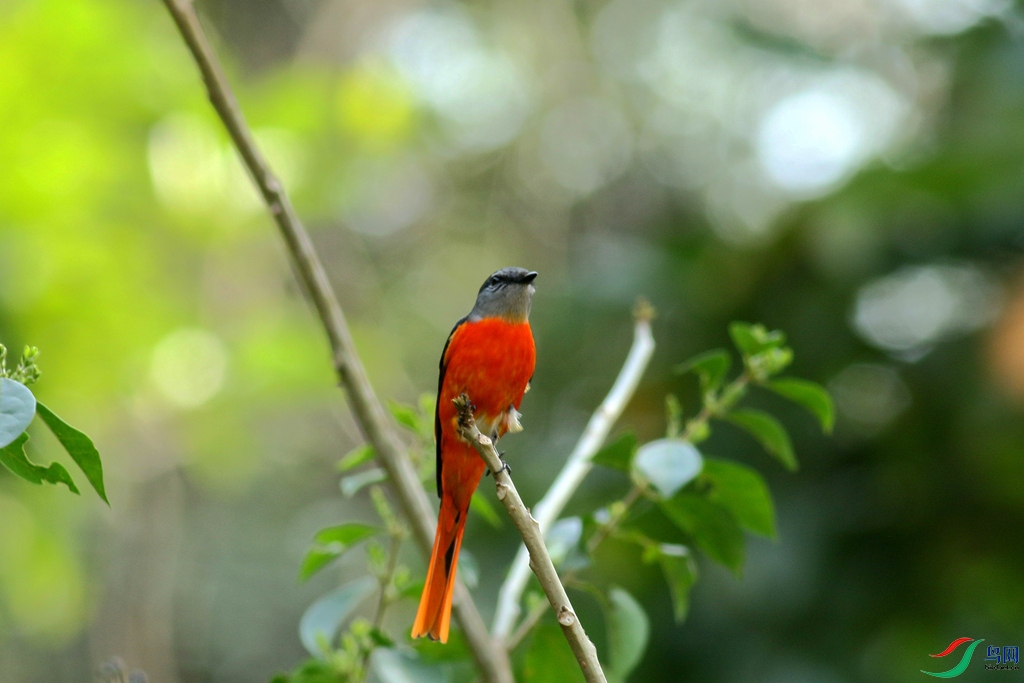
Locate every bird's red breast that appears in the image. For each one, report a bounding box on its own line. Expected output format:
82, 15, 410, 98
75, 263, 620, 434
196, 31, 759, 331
436, 317, 535, 508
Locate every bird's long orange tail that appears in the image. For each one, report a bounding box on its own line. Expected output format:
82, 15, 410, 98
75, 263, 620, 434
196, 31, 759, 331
412, 494, 468, 642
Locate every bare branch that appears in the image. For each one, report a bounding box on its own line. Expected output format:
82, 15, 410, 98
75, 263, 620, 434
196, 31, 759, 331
158, 3, 512, 682
453, 395, 608, 683
493, 306, 655, 639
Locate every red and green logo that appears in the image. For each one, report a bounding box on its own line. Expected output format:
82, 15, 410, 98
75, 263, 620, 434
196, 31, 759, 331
922, 638, 984, 678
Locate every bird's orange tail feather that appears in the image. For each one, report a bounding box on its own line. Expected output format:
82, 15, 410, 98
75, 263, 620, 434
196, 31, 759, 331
412, 495, 468, 643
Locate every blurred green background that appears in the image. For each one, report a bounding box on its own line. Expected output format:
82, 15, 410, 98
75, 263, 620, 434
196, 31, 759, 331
1, 0, 1024, 681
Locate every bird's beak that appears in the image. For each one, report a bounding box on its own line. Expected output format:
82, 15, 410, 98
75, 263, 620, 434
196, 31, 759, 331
522, 271, 538, 284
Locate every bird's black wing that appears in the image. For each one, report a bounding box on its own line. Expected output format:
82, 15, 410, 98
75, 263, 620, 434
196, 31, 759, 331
435, 316, 468, 498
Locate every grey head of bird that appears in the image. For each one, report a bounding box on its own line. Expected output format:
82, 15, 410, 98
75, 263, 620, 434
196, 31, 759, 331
469, 267, 538, 322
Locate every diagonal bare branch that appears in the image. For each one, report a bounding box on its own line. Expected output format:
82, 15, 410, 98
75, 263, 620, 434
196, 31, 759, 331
453, 395, 608, 683
493, 304, 655, 639
157, 3, 513, 682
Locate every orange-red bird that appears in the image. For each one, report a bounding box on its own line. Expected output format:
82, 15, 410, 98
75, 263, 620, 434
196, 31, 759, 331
412, 267, 538, 642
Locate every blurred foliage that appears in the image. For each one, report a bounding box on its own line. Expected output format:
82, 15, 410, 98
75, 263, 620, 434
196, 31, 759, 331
0, 0, 1023, 681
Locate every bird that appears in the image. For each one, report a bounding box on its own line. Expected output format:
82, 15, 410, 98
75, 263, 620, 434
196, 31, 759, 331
411, 267, 538, 643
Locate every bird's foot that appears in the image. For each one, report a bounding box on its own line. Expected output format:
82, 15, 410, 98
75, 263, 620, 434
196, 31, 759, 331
486, 451, 511, 477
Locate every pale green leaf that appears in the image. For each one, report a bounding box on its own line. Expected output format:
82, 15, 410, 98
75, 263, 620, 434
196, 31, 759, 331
340, 467, 387, 497
298, 577, 376, 657
0, 378, 36, 449
633, 438, 703, 498
605, 586, 650, 683
546, 517, 583, 566
372, 648, 448, 683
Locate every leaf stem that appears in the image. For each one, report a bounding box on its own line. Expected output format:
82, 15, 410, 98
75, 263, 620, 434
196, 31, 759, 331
682, 372, 750, 442
587, 484, 647, 555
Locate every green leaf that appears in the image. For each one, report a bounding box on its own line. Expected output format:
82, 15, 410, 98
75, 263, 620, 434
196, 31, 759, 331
633, 438, 703, 498
0, 378, 36, 449
660, 493, 745, 574
388, 400, 420, 433
313, 523, 379, 547
702, 458, 776, 538
299, 550, 341, 582
0, 432, 79, 494
298, 577, 376, 657
675, 349, 731, 394
592, 433, 637, 472
768, 378, 835, 434
300, 523, 379, 581
35, 402, 107, 503
658, 545, 697, 622
470, 489, 503, 528
725, 409, 798, 471
728, 322, 785, 357
605, 586, 650, 683
336, 444, 375, 472
368, 627, 394, 648
340, 467, 387, 497
521, 624, 586, 683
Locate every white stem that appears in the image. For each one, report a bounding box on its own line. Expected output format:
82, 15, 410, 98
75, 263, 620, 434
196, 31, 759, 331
492, 316, 655, 640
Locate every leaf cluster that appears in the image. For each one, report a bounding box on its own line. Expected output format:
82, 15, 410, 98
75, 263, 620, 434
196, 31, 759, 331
507, 322, 834, 680
0, 343, 107, 503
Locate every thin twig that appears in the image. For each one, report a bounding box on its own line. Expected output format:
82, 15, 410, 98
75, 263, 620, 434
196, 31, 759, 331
493, 306, 655, 639
507, 598, 549, 651
454, 395, 608, 683
586, 484, 647, 555
158, 3, 512, 682
357, 532, 403, 683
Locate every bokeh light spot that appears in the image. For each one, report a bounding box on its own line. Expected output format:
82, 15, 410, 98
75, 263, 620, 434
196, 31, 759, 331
829, 363, 911, 431
150, 328, 228, 409
853, 264, 1001, 355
